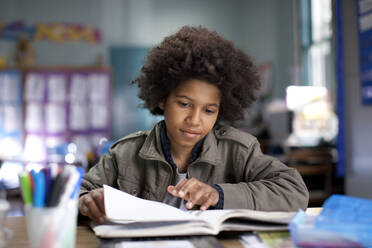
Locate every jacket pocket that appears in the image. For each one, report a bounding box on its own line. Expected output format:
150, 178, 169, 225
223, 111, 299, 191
117, 178, 141, 197
117, 177, 159, 201
143, 188, 158, 201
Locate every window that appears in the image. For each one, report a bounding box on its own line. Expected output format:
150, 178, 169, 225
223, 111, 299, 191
300, 0, 335, 98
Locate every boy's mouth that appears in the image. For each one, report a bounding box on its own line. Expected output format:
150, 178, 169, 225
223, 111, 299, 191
180, 129, 201, 138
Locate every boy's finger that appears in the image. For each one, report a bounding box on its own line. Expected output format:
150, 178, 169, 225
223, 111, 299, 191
174, 178, 189, 194
178, 178, 200, 198
200, 196, 214, 211
167, 185, 175, 194
167, 185, 180, 197
189, 186, 209, 205
79, 202, 89, 216
186, 200, 194, 209
92, 189, 105, 214
83, 194, 105, 224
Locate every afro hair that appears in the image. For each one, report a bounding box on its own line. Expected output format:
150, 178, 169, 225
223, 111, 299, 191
133, 26, 261, 121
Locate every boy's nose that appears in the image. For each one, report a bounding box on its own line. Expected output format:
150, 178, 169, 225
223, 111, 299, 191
187, 109, 201, 126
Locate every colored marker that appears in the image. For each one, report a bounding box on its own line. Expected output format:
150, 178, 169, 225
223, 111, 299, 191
58, 166, 79, 206
42, 167, 51, 204
19, 171, 33, 205
70, 167, 84, 199
32, 170, 46, 207
29, 170, 35, 193
48, 171, 66, 206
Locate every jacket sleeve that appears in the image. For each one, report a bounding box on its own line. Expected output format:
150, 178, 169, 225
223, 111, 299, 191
79, 151, 118, 197
217, 139, 309, 211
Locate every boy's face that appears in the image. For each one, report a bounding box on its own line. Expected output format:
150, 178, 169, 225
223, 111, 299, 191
159, 79, 221, 150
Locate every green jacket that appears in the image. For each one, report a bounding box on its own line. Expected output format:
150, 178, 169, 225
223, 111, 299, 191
80, 121, 309, 211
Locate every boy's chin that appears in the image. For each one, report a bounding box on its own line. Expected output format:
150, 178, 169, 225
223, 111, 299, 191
177, 139, 200, 148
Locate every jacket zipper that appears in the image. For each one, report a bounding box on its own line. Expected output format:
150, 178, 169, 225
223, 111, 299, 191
159, 160, 174, 200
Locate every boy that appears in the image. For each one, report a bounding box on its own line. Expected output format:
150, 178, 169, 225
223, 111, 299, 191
79, 26, 309, 224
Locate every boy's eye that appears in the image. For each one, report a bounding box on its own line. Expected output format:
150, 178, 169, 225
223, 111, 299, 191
205, 108, 216, 114
178, 101, 191, 107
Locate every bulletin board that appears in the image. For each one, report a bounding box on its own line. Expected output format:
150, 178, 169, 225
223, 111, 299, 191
357, 0, 372, 104
0, 70, 23, 159
22, 67, 112, 164
0, 67, 111, 165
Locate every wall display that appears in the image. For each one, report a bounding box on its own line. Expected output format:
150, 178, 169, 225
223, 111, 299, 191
0, 70, 23, 188
0, 20, 101, 44
22, 68, 111, 165
357, 0, 372, 104
0, 68, 111, 168
0, 70, 23, 159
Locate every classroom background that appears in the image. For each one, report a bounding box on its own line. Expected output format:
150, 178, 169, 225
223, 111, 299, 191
0, 0, 371, 216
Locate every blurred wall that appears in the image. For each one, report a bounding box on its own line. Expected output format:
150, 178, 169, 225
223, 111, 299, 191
0, 0, 295, 97
342, 0, 372, 198
241, 0, 295, 98
0, 0, 295, 138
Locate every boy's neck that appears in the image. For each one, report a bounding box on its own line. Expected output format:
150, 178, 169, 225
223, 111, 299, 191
170, 146, 193, 173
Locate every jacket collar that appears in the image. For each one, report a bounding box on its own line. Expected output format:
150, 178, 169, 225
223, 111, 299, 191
138, 121, 222, 166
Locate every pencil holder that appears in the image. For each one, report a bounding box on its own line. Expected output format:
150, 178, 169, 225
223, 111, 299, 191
0, 199, 11, 248
25, 199, 78, 248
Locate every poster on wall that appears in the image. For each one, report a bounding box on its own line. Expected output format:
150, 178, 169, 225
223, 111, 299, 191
0, 20, 101, 44
357, 0, 372, 104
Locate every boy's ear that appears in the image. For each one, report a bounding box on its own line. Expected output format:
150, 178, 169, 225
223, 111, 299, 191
159, 101, 165, 110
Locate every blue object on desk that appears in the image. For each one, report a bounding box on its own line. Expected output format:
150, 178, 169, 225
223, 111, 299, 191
315, 194, 372, 247
290, 194, 372, 247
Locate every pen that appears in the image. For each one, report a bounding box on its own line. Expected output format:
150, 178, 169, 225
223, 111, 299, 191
58, 166, 79, 206
29, 170, 35, 193
70, 167, 84, 199
47, 172, 62, 207
19, 171, 33, 205
32, 170, 46, 207
42, 167, 51, 204
48, 169, 69, 206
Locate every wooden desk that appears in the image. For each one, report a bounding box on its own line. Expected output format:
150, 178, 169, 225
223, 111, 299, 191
6, 209, 321, 248
6, 217, 245, 248
7, 217, 100, 248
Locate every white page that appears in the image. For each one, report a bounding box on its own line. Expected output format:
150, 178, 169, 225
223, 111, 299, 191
89, 73, 108, 102
46, 104, 66, 133
0, 106, 3, 126
48, 75, 66, 102
4, 104, 22, 132
104, 185, 199, 222
111, 240, 195, 248
69, 103, 88, 130
89, 103, 108, 128
70, 74, 87, 102
2, 74, 21, 102
25, 103, 43, 132
25, 73, 45, 101
0, 74, 3, 101
93, 220, 214, 238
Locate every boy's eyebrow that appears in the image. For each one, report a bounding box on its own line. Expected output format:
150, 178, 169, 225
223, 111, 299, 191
175, 95, 219, 107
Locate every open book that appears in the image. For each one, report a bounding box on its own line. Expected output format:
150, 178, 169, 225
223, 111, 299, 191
92, 185, 297, 238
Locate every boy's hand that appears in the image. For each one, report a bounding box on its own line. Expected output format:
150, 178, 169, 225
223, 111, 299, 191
167, 178, 219, 210
78, 188, 106, 224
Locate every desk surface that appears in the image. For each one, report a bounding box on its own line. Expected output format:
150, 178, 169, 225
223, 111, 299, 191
7, 217, 100, 248
6, 209, 321, 248
6, 217, 246, 248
